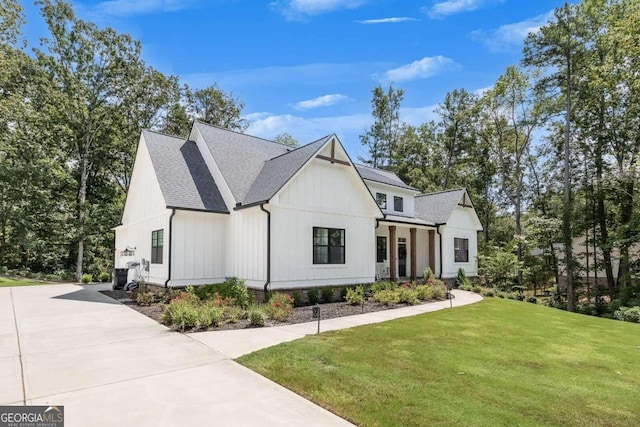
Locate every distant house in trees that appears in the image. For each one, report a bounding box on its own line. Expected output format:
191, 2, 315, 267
113, 121, 483, 291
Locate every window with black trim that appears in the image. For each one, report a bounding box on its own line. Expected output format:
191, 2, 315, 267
376, 193, 387, 209
454, 238, 469, 263
151, 229, 164, 264
313, 227, 345, 264
377, 236, 387, 263
394, 196, 403, 212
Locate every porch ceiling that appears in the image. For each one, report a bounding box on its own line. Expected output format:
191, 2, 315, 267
380, 215, 435, 228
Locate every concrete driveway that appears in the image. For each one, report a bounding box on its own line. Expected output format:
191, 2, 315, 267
0, 284, 351, 427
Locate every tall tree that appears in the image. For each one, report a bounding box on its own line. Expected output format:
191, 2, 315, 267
187, 84, 247, 131
524, 3, 584, 310
274, 132, 298, 147
360, 85, 404, 169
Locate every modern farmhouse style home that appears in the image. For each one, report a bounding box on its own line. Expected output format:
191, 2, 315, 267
114, 121, 482, 291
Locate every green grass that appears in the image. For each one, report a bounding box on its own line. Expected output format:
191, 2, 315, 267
0, 276, 60, 287
239, 299, 640, 427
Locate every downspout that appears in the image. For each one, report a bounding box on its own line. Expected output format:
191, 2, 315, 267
164, 209, 176, 288
260, 203, 271, 294
436, 224, 443, 280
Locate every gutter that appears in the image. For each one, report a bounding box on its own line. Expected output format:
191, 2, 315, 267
164, 209, 176, 288
436, 223, 444, 280
260, 203, 271, 295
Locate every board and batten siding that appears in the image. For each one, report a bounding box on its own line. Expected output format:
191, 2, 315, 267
115, 135, 171, 285
269, 157, 380, 288
227, 207, 268, 289
365, 181, 416, 217
169, 210, 228, 286
440, 206, 480, 278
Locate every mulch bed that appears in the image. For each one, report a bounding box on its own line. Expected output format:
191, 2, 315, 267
100, 289, 445, 332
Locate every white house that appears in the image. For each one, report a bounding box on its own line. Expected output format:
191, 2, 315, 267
113, 121, 483, 292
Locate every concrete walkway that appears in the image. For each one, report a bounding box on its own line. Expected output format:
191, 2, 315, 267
0, 284, 481, 427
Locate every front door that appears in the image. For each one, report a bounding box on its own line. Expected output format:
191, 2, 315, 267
398, 242, 407, 277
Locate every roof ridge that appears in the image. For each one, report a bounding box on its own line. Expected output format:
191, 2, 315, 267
142, 128, 187, 141
416, 188, 466, 197
194, 120, 293, 148
265, 134, 332, 162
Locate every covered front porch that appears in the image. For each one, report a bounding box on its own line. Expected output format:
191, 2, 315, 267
375, 217, 439, 282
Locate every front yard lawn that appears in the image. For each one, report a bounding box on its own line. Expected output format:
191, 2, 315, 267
0, 276, 60, 287
239, 298, 640, 427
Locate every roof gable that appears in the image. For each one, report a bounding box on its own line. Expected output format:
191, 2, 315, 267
194, 121, 291, 204
143, 130, 228, 213
241, 135, 332, 207
414, 188, 476, 225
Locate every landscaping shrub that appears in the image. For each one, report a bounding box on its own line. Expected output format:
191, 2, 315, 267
455, 268, 471, 288
162, 298, 199, 331
506, 293, 516, 300
81, 273, 92, 284
496, 292, 507, 299
460, 283, 473, 292
264, 292, 294, 322
223, 306, 245, 323
307, 288, 319, 304
291, 291, 303, 307
397, 287, 419, 305
340, 287, 348, 300
372, 289, 400, 306
135, 291, 156, 306
431, 282, 447, 299
161, 289, 183, 304
99, 272, 111, 282
515, 294, 525, 301
370, 281, 396, 293
423, 266, 434, 282
345, 285, 364, 305
321, 287, 335, 303
197, 302, 223, 328
193, 277, 249, 308
526, 296, 538, 304
613, 306, 640, 323
481, 289, 495, 297
471, 285, 482, 294
248, 306, 266, 326
415, 285, 434, 301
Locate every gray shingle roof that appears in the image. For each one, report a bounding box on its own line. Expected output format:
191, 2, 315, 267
242, 135, 332, 207
143, 130, 228, 213
355, 164, 418, 191
195, 122, 291, 203
414, 188, 466, 224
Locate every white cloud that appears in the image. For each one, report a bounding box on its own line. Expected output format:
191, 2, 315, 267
271, 0, 368, 20
471, 11, 554, 52
356, 17, 419, 24
380, 56, 458, 83
292, 94, 352, 110
423, 0, 503, 19
89, 0, 201, 17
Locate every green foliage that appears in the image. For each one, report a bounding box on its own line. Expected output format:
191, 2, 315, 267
263, 292, 294, 322
248, 306, 266, 327
471, 285, 482, 294
397, 286, 419, 305
99, 272, 111, 282
223, 306, 245, 324
423, 267, 434, 281
161, 289, 182, 304
81, 273, 92, 284
479, 246, 523, 291
340, 287, 348, 300
161, 297, 199, 331
193, 277, 249, 308
273, 132, 298, 147
291, 291, 303, 307
135, 291, 155, 306
613, 306, 640, 323
430, 282, 446, 299
197, 302, 223, 328
345, 285, 364, 305
526, 296, 538, 304
455, 268, 471, 288
371, 289, 400, 306
415, 285, 434, 301
307, 288, 319, 304
482, 289, 495, 297
370, 281, 397, 292
360, 85, 404, 168
321, 287, 334, 303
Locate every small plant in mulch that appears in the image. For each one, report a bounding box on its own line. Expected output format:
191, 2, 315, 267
345, 285, 364, 305
321, 287, 335, 303
264, 292, 294, 322
135, 291, 156, 306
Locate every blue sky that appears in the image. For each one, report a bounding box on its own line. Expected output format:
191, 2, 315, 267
21, 0, 569, 159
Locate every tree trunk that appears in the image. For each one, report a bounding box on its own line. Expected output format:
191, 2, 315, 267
617, 180, 634, 288
75, 156, 88, 282
563, 60, 575, 313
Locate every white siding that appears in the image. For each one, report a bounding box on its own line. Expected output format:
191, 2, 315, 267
440, 206, 480, 278
227, 207, 267, 288
115, 135, 171, 285
170, 210, 228, 286
269, 158, 380, 288
366, 181, 416, 218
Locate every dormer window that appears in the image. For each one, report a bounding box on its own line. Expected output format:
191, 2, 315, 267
376, 193, 387, 209
394, 196, 403, 212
